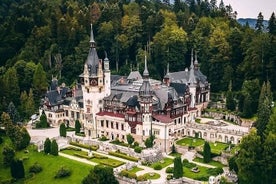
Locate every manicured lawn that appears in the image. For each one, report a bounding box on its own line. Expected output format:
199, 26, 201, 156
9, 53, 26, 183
143, 172, 160, 180
176, 137, 205, 147
128, 166, 143, 174
183, 165, 222, 181
209, 142, 228, 154
149, 157, 173, 169
16, 145, 92, 184
61, 149, 125, 167
169, 152, 182, 157
193, 157, 225, 168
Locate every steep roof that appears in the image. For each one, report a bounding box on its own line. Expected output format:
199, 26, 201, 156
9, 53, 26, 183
85, 24, 99, 76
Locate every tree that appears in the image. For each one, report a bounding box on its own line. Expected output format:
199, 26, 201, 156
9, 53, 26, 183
236, 129, 262, 184
226, 90, 236, 111
256, 82, 272, 139
173, 156, 183, 179
7, 102, 20, 124
44, 138, 51, 154
228, 156, 238, 173
268, 12, 276, 35
2, 146, 15, 167
37, 111, 48, 128
145, 135, 155, 148
75, 120, 81, 134
126, 134, 134, 146
171, 144, 177, 154
18, 127, 31, 150
50, 139, 58, 156
255, 12, 264, 32
262, 132, 276, 184
10, 159, 25, 179
203, 141, 211, 163
33, 63, 48, 104
59, 123, 66, 137
82, 165, 118, 184
3, 67, 20, 106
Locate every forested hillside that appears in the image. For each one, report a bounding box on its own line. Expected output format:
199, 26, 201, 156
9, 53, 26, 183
0, 0, 276, 119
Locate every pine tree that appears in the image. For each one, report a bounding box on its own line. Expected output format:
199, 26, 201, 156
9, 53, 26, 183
59, 123, 67, 137
75, 120, 81, 134
44, 138, 51, 154
50, 139, 58, 156
268, 12, 276, 35
10, 159, 25, 179
7, 102, 21, 124
173, 156, 183, 179
26, 88, 35, 118
256, 82, 272, 140
203, 141, 211, 163
255, 12, 264, 32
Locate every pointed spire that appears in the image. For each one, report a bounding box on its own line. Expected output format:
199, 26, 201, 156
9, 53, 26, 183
90, 24, 96, 48
194, 50, 198, 65
190, 48, 194, 69
194, 50, 199, 70
143, 54, 149, 77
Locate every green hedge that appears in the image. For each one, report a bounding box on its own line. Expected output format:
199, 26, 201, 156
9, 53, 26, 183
69, 142, 98, 151
108, 151, 139, 162
73, 153, 92, 159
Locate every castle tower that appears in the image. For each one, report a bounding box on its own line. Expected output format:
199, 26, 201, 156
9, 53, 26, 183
80, 24, 110, 138
139, 55, 153, 137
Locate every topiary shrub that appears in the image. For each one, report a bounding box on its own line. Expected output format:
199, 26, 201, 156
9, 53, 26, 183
54, 167, 71, 178
128, 173, 137, 179
137, 175, 146, 181
153, 164, 162, 170
29, 162, 43, 173
165, 167, 174, 173
167, 174, 173, 180
133, 141, 139, 147
183, 159, 196, 169
134, 146, 142, 153
119, 169, 128, 177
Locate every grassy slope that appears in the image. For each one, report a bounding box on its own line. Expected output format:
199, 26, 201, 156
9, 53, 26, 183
0, 137, 92, 184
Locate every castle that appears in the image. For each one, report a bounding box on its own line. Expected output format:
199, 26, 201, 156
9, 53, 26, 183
40, 25, 211, 153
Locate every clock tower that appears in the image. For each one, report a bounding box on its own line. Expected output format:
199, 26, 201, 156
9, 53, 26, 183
79, 24, 110, 138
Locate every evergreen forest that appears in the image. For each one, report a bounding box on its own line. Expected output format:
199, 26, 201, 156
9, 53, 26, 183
1, 0, 276, 116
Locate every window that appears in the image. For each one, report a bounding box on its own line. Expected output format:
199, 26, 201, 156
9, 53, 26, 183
153, 129, 160, 135
101, 120, 104, 127
116, 122, 118, 129
65, 110, 68, 117
77, 112, 80, 119
106, 121, 109, 128
121, 124, 124, 130
71, 111, 74, 118
111, 122, 114, 129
